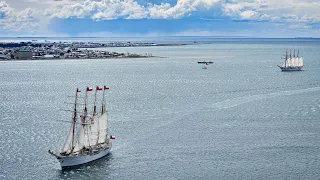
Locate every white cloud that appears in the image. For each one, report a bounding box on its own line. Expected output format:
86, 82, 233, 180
1, 2, 39, 32
0, 0, 320, 35
240, 10, 257, 19
3, 0, 320, 22
44, 0, 148, 20
147, 0, 220, 19
0, 1, 14, 17
44, 0, 222, 20
222, 0, 320, 23
0, 1, 53, 33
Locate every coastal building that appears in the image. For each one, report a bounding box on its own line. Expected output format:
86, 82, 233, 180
17, 50, 32, 59
44, 55, 55, 59
0, 54, 6, 60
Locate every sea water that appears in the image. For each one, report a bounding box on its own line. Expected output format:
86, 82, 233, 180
0, 38, 320, 179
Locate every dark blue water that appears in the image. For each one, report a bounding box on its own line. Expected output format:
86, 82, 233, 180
0, 38, 320, 179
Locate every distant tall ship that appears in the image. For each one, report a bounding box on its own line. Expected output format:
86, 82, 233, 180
49, 86, 115, 168
278, 49, 304, 71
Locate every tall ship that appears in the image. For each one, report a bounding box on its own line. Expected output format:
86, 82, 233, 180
278, 49, 304, 71
49, 86, 114, 168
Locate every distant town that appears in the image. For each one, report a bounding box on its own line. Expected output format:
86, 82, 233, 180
0, 41, 180, 60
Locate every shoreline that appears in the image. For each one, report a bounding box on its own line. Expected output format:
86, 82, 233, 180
0, 40, 180, 61
0, 42, 187, 48
0, 55, 168, 62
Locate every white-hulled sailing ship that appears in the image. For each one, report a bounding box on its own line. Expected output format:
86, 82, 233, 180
277, 49, 304, 71
49, 86, 115, 168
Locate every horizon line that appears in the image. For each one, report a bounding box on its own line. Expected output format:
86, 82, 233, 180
0, 36, 317, 39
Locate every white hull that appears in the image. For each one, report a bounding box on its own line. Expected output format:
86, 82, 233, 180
278, 65, 303, 71
58, 146, 111, 168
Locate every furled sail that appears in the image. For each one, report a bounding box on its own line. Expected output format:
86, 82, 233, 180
90, 116, 100, 145
296, 57, 301, 66
288, 58, 293, 66
292, 57, 298, 66
286, 58, 290, 67
282, 61, 286, 67
62, 123, 75, 153
299, 57, 304, 67
98, 113, 108, 144
283, 57, 304, 67
295, 57, 300, 66
77, 115, 91, 148
73, 124, 85, 152
83, 123, 91, 147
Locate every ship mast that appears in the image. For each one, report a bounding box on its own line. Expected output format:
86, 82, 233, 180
92, 86, 101, 145
93, 86, 98, 116
84, 87, 91, 147
83, 88, 88, 117
71, 88, 80, 151
289, 49, 292, 64
102, 86, 110, 143
285, 49, 288, 68
101, 86, 109, 114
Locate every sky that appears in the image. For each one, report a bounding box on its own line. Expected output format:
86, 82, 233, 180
0, 0, 319, 37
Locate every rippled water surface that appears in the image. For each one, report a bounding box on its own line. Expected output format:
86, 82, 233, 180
1, 39, 320, 179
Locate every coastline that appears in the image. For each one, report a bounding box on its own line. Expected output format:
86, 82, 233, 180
0, 55, 168, 62
0, 41, 178, 61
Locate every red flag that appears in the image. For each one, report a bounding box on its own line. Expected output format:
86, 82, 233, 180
104, 86, 110, 90
87, 87, 93, 91
96, 86, 102, 91
90, 116, 94, 124
110, 135, 115, 140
